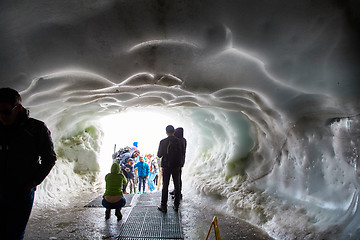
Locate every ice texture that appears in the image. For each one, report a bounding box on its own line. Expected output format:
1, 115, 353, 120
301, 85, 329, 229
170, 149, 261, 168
1, 0, 359, 239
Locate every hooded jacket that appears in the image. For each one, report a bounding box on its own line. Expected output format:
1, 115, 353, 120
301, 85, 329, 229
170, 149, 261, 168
0, 108, 57, 195
104, 163, 127, 196
121, 160, 135, 179
174, 127, 187, 167
134, 160, 149, 177
157, 135, 184, 169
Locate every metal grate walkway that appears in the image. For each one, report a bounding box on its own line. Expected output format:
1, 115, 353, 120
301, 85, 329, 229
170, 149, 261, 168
117, 192, 183, 240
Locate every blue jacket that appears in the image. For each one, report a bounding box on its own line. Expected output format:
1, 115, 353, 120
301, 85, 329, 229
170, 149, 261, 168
134, 161, 149, 177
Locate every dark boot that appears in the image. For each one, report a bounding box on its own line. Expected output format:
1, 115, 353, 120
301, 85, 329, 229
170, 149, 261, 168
115, 208, 122, 221
105, 209, 111, 220
157, 205, 167, 213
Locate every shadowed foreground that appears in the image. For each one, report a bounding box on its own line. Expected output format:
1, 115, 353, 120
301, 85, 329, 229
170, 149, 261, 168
26, 191, 273, 240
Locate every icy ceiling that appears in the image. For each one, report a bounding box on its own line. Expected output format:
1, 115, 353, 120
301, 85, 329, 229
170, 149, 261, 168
1, 0, 360, 239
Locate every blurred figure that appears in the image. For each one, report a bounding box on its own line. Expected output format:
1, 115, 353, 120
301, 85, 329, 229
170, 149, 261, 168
0, 88, 57, 240
147, 154, 159, 192
102, 163, 127, 220
170, 127, 187, 199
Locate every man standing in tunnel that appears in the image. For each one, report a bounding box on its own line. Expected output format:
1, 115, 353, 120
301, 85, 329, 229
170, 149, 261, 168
157, 125, 185, 212
0, 88, 57, 240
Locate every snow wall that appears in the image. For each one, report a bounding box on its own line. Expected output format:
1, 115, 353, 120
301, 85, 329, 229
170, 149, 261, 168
1, 1, 360, 239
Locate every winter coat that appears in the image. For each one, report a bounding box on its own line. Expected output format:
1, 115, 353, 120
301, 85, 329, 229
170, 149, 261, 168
174, 127, 187, 167
122, 162, 135, 179
104, 163, 127, 196
157, 135, 184, 169
0, 108, 57, 194
134, 161, 149, 177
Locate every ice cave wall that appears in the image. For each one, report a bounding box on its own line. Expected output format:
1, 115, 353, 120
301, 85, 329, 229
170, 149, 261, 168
1, 0, 360, 239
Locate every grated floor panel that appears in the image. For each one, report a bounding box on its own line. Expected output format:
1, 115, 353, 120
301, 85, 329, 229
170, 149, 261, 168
117, 206, 183, 239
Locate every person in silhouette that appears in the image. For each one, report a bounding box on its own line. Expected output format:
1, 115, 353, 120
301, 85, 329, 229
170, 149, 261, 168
170, 127, 187, 199
102, 163, 127, 220
0, 88, 57, 240
157, 125, 185, 212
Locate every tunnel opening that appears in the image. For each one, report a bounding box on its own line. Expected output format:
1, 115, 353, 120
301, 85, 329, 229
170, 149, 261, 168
98, 107, 193, 177
39, 104, 257, 207
21, 69, 360, 239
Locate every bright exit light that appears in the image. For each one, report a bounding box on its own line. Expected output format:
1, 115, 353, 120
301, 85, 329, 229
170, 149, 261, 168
98, 107, 187, 172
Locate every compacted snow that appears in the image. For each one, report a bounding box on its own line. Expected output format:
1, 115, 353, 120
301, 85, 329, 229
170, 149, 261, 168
1, 1, 360, 239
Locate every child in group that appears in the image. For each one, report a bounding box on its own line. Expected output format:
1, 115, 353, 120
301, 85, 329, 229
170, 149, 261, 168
121, 158, 136, 194
134, 156, 149, 194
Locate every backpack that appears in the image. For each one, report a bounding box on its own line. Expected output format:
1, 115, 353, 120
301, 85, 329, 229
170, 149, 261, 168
112, 146, 131, 161
164, 137, 182, 167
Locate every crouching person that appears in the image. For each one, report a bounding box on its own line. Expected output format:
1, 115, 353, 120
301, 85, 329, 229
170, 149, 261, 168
102, 163, 127, 221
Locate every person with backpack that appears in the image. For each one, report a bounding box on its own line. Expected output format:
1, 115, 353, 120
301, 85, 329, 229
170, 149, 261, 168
0, 88, 57, 240
157, 125, 185, 212
113, 147, 140, 166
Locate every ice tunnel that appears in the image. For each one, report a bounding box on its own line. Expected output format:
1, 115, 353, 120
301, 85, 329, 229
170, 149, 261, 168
1, 0, 360, 239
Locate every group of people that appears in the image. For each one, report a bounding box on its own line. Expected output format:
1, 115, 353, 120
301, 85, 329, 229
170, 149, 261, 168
112, 147, 160, 195
0, 87, 188, 239
102, 125, 187, 219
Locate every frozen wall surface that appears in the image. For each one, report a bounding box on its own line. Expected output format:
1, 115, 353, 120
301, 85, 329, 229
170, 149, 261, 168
1, 0, 360, 239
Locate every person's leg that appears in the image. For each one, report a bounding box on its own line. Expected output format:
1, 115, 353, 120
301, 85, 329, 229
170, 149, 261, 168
154, 174, 158, 185
157, 169, 162, 190
132, 178, 136, 193
179, 168, 183, 198
171, 169, 182, 197
129, 178, 134, 193
138, 176, 142, 193
102, 198, 112, 219
160, 168, 171, 209
123, 176, 129, 193
102, 197, 127, 220
148, 172, 155, 191
172, 168, 181, 209
105, 209, 111, 219
115, 197, 126, 220
142, 176, 146, 193
7, 188, 35, 240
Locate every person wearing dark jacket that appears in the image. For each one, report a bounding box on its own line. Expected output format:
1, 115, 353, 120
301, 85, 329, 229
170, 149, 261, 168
120, 158, 136, 193
0, 88, 57, 240
157, 125, 185, 213
171, 127, 187, 198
